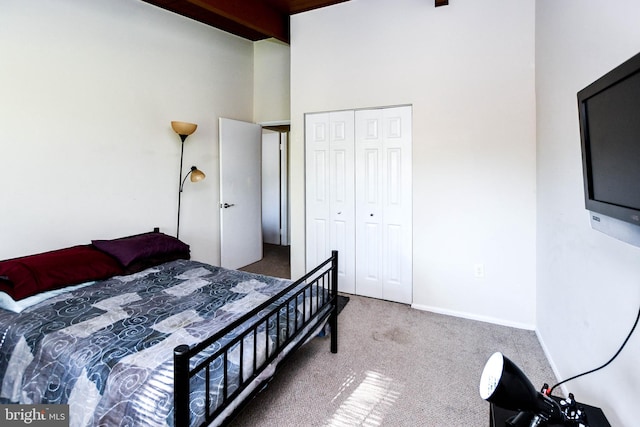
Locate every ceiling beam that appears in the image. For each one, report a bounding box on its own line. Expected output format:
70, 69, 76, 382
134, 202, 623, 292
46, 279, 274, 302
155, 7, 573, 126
187, 0, 289, 42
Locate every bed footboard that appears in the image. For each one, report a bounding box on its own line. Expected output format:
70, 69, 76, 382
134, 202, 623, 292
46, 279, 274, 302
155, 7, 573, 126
174, 250, 339, 427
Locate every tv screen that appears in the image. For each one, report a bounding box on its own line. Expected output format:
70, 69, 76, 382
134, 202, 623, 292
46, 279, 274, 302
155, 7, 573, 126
578, 52, 640, 226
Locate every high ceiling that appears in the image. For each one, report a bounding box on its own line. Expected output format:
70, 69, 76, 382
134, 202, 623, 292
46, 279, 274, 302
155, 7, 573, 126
141, 0, 350, 43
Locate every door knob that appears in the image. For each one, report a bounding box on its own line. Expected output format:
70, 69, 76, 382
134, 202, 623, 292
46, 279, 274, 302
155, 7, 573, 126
222, 203, 235, 208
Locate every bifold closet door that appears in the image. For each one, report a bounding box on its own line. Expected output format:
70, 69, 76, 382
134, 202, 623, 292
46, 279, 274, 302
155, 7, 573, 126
355, 106, 412, 304
305, 111, 356, 293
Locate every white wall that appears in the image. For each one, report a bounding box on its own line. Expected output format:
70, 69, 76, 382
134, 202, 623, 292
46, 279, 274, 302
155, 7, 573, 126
536, 1, 640, 424
0, 0, 254, 265
291, 0, 537, 327
254, 38, 290, 124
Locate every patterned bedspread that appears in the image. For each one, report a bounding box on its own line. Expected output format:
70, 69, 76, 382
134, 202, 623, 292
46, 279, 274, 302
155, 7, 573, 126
0, 259, 317, 427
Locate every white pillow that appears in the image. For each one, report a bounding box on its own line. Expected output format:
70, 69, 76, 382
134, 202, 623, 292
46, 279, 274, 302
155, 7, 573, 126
0, 281, 95, 313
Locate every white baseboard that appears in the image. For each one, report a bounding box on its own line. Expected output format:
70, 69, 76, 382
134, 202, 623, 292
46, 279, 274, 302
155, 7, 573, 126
411, 303, 536, 331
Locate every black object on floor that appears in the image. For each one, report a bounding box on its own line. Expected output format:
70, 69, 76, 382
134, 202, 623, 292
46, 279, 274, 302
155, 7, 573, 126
337, 295, 350, 315
490, 399, 611, 427
317, 296, 349, 338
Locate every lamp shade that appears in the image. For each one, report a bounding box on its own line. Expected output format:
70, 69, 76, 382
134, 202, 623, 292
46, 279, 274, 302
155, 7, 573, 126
171, 121, 197, 136
480, 352, 540, 411
480, 352, 562, 422
189, 167, 206, 182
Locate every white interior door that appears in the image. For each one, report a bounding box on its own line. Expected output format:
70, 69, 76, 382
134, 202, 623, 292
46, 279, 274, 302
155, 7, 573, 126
220, 118, 262, 269
262, 130, 281, 245
279, 132, 289, 246
355, 106, 412, 304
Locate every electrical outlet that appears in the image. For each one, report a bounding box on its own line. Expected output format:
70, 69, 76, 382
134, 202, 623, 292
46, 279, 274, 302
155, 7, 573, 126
474, 263, 485, 278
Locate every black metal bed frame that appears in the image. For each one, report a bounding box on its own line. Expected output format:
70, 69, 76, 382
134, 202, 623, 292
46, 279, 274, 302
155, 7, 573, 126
173, 250, 339, 427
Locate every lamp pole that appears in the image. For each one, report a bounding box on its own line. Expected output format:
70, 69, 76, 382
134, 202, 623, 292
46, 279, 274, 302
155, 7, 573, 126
176, 135, 187, 239
171, 121, 200, 240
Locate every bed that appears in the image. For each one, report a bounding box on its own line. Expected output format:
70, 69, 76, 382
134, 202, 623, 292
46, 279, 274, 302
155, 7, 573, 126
0, 230, 339, 426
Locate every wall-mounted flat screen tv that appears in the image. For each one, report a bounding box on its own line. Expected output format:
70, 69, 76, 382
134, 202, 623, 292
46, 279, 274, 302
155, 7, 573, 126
578, 52, 640, 228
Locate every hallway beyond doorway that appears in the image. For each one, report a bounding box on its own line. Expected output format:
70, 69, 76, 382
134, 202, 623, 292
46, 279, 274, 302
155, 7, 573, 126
239, 244, 290, 279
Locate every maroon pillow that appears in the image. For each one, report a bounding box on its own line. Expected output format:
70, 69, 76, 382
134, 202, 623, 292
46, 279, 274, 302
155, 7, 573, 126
0, 245, 124, 301
0, 262, 36, 299
123, 251, 191, 275
92, 232, 190, 268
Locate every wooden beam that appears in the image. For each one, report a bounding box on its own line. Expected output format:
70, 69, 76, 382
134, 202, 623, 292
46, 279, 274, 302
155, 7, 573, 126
435, 0, 448, 7
187, 0, 289, 42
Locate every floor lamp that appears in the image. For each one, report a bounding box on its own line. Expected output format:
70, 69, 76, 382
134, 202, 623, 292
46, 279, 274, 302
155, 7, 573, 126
172, 121, 205, 239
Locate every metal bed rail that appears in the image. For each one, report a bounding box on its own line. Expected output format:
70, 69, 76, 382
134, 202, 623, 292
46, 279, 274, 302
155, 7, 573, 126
174, 250, 338, 427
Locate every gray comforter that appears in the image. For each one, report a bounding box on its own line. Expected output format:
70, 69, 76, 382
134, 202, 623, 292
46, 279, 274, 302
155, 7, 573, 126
0, 259, 312, 427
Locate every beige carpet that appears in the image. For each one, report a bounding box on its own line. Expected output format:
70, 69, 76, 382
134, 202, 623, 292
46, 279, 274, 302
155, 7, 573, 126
228, 294, 557, 426
240, 244, 291, 279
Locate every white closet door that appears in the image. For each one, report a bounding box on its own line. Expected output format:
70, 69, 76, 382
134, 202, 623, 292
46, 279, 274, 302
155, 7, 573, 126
355, 106, 412, 303
305, 111, 355, 293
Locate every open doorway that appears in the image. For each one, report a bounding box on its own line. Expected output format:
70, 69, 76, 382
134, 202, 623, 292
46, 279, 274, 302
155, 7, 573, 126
239, 126, 291, 278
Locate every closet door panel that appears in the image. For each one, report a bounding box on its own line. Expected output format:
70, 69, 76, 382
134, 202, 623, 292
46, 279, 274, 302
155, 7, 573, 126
306, 114, 331, 272
329, 111, 355, 293
355, 109, 384, 298
356, 106, 412, 304
305, 111, 355, 294
381, 106, 413, 304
